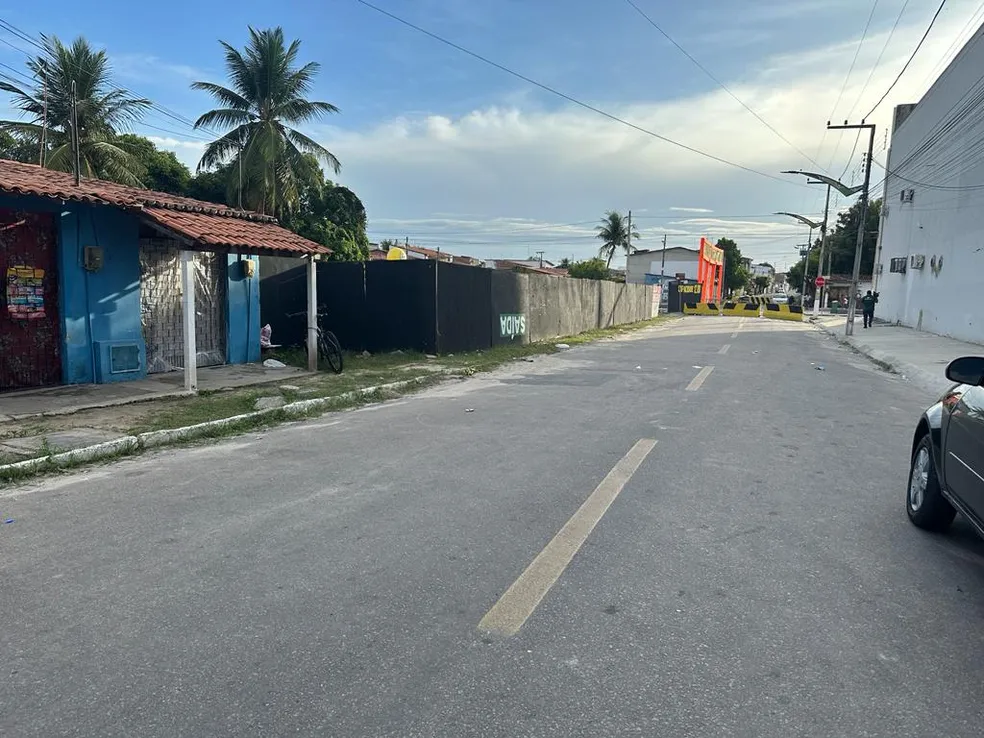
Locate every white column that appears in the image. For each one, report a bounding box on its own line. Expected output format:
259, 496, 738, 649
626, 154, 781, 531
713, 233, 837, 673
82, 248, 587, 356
307, 255, 318, 372
181, 250, 198, 391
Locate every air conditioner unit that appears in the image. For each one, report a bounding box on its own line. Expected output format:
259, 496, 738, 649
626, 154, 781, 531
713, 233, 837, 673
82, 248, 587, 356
875, 263, 884, 275
900, 189, 915, 203
889, 257, 907, 274
910, 254, 925, 269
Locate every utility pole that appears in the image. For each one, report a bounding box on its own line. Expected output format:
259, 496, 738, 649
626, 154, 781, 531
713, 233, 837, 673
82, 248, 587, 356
659, 233, 667, 281
813, 184, 831, 316
535, 250, 544, 268
39, 73, 47, 166
827, 121, 876, 336
798, 226, 814, 304
70, 80, 80, 185
626, 210, 632, 256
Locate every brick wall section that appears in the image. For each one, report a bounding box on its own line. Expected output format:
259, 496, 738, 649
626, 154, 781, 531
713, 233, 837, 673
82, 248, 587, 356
139, 238, 227, 373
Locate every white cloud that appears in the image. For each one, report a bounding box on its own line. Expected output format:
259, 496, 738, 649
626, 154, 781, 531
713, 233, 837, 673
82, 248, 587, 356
137, 1, 983, 271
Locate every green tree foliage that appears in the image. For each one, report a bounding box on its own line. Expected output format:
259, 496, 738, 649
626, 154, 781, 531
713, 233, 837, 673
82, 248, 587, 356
788, 198, 881, 294
716, 237, 749, 293
0, 130, 41, 163
279, 158, 369, 261
566, 257, 610, 280
0, 35, 150, 184
596, 210, 639, 268
185, 164, 233, 205
752, 275, 771, 293
193, 26, 341, 217
115, 133, 191, 194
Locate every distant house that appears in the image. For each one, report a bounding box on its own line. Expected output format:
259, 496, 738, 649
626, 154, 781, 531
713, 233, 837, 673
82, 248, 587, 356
625, 246, 699, 284
485, 259, 568, 277
0, 159, 328, 392
369, 242, 482, 266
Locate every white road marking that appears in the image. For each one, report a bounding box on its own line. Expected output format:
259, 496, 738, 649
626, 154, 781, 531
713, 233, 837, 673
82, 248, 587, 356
478, 438, 658, 636
718, 344, 731, 355
686, 365, 715, 391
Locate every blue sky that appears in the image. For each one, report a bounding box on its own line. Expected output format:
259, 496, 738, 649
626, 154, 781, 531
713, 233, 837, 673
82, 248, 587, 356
1, 0, 982, 267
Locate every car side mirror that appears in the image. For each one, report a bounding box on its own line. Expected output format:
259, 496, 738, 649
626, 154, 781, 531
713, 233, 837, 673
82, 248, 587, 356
945, 356, 984, 386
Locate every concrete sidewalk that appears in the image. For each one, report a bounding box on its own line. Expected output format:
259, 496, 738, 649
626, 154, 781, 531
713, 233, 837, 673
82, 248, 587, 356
815, 316, 984, 397
0, 363, 313, 421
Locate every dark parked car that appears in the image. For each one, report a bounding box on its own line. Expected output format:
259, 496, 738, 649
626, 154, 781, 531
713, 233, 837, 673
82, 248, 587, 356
908, 356, 984, 533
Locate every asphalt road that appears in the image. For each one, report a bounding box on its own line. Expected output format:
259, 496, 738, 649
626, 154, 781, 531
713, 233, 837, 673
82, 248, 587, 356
3, 316, 984, 737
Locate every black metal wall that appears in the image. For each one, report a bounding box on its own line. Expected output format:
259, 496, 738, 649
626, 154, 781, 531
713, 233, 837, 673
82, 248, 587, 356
364, 259, 437, 354
436, 262, 492, 353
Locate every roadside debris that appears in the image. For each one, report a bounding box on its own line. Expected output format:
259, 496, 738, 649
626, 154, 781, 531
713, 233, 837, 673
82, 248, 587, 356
3, 518, 13, 524
263, 358, 287, 369
635, 366, 642, 371
390, 349, 405, 356
523, 358, 535, 362
465, 408, 475, 413
816, 365, 826, 371
425, 354, 438, 359
692, 365, 702, 369
279, 384, 301, 392
555, 343, 570, 350
359, 350, 371, 358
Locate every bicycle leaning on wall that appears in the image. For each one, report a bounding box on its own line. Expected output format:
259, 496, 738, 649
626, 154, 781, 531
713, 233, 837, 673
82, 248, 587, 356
286, 306, 344, 374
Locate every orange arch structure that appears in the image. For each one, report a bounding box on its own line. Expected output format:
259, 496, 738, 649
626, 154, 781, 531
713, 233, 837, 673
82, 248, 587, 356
698, 237, 725, 303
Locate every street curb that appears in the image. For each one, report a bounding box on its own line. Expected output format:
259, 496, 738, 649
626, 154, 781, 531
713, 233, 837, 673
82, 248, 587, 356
814, 322, 951, 396
0, 376, 438, 481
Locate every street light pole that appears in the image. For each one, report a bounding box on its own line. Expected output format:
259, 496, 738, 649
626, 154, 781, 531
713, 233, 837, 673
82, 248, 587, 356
814, 183, 831, 316
826, 121, 876, 336
799, 227, 814, 304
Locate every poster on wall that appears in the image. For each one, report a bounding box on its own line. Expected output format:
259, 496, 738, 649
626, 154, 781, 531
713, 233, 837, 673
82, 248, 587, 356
6, 265, 45, 319
651, 284, 662, 317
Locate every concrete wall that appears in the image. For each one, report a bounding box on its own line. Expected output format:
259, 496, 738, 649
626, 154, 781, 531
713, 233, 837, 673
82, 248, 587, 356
523, 274, 653, 343
876, 26, 984, 343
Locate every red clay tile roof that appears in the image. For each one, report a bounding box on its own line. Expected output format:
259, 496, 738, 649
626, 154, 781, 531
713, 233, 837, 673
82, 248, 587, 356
0, 158, 330, 255
143, 208, 328, 255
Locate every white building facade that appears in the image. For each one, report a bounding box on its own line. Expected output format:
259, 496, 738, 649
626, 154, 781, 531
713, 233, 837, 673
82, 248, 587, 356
625, 247, 699, 285
876, 25, 984, 344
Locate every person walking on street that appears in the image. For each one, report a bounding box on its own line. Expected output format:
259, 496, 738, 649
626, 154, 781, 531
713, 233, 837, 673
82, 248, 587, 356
861, 290, 878, 328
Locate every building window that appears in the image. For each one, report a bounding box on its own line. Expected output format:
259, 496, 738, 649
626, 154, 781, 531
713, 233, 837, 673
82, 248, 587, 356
889, 257, 907, 274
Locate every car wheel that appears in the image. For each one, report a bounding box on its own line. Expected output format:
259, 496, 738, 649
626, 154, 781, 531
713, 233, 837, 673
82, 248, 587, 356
906, 435, 956, 531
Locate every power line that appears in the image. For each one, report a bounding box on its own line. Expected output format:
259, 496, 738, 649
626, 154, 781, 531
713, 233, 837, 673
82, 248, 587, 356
352, 0, 812, 188
865, 0, 949, 120
848, 0, 911, 119
0, 19, 224, 142
621, 0, 828, 173
919, 0, 984, 86
820, 0, 880, 167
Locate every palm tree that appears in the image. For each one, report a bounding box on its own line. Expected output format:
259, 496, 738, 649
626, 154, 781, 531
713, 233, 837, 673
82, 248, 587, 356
0, 35, 150, 184
193, 27, 341, 216
596, 210, 640, 268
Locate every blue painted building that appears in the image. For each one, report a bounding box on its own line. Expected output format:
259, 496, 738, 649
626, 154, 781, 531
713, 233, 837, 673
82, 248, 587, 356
0, 159, 328, 392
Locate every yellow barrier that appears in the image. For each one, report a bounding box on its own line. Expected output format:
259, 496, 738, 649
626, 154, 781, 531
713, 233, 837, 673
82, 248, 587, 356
683, 302, 721, 315
762, 303, 804, 321
722, 301, 762, 317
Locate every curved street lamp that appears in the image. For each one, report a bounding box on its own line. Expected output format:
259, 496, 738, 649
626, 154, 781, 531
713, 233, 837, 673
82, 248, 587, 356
774, 212, 823, 229
781, 170, 864, 197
